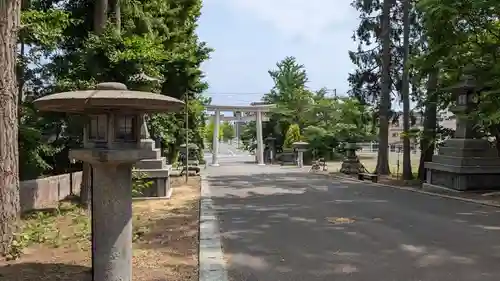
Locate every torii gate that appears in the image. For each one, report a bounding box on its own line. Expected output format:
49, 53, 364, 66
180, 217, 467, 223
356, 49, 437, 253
205, 103, 274, 166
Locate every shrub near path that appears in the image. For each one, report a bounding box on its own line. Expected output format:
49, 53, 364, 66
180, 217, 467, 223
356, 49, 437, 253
0, 177, 201, 281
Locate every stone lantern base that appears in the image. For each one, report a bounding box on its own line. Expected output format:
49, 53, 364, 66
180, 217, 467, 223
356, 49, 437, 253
340, 156, 364, 174
423, 139, 500, 191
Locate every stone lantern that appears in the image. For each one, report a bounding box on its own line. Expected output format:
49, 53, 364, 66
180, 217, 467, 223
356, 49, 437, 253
340, 142, 363, 174
33, 82, 184, 281
292, 141, 308, 168
423, 70, 500, 191
179, 143, 199, 157
265, 136, 277, 163
180, 143, 200, 164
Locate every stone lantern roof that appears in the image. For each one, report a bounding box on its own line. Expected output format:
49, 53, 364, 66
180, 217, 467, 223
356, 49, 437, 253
34, 82, 184, 113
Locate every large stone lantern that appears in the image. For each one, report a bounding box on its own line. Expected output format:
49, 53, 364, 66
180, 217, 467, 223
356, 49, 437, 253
423, 71, 500, 191
292, 141, 309, 168
33, 82, 184, 281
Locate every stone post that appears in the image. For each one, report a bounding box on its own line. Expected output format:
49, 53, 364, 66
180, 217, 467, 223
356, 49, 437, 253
256, 110, 265, 166
211, 109, 220, 166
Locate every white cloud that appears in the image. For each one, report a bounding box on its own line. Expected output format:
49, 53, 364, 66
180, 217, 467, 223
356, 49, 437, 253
216, 0, 357, 41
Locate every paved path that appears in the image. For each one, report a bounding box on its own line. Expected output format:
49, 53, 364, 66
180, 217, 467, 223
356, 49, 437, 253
204, 163, 500, 281
203, 142, 254, 165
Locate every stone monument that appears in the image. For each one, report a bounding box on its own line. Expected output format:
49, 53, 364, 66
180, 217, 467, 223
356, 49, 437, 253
133, 117, 173, 197
292, 141, 308, 168
423, 71, 500, 191
340, 142, 364, 174
33, 82, 184, 281
129, 73, 173, 197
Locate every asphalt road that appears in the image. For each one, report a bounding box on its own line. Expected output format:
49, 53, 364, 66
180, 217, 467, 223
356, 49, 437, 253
205, 164, 500, 281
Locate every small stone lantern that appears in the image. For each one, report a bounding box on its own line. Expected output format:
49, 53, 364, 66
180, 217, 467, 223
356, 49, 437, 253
340, 142, 363, 174
292, 141, 309, 168
265, 136, 277, 163
34, 82, 184, 281
180, 143, 200, 164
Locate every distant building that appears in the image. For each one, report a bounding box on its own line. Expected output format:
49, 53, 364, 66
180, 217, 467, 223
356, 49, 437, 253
359, 111, 456, 153
387, 111, 456, 151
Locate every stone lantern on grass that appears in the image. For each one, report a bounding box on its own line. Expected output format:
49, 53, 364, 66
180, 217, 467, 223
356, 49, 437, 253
292, 141, 309, 168
34, 82, 184, 281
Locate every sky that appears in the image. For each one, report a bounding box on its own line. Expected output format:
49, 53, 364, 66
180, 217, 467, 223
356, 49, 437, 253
197, 0, 360, 107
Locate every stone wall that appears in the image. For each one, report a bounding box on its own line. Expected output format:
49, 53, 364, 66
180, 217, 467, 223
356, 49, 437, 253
20, 172, 82, 212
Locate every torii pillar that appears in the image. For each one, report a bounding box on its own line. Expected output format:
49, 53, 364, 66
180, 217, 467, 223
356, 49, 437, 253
211, 109, 220, 166
256, 110, 265, 166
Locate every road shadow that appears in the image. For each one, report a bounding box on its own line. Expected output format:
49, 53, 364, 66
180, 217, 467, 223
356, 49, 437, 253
0, 263, 91, 281
205, 171, 500, 281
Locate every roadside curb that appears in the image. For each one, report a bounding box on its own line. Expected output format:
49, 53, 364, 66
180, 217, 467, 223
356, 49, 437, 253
327, 173, 500, 208
199, 175, 229, 281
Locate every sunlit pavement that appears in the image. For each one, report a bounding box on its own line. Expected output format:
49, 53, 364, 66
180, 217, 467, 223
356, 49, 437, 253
203, 161, 500, 281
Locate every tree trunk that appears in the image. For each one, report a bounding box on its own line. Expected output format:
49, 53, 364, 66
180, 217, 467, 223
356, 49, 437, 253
94, 0, 108, 35
80, 0, 110, 209
0, 0, 21, 255
401, 0, 412, 180
375, 0, 392, 175
418, 70, 438, 181
109, 0, 120, 32
79, 163, 92, 209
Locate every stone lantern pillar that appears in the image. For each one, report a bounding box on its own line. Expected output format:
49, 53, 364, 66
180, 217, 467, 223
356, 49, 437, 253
292, 141, 309, 168
423, 70, 500, 191
33, 82, 184, 281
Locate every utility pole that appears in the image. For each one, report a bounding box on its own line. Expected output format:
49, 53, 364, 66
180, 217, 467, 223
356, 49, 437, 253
185, 94, 189, 183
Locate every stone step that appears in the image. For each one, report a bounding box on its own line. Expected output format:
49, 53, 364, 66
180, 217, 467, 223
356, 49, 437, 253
140, 139, 157, 150
140, 148, 161, 159
438, 147, 495, 157
432, 155, 500, 166
135, 157, 166, 170
441, 138, 491, 149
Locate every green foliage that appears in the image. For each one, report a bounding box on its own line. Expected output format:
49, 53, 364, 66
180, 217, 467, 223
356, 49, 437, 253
416, 0, 500, 140
17, 0, 211, 179
6, 203, 89, 261
257, 56, 374, 159
284, 124, 301, 148
204, 119, 223, 148
240, 121, 256, 151
221, 121, 235, 142
132, 171, 153, 197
